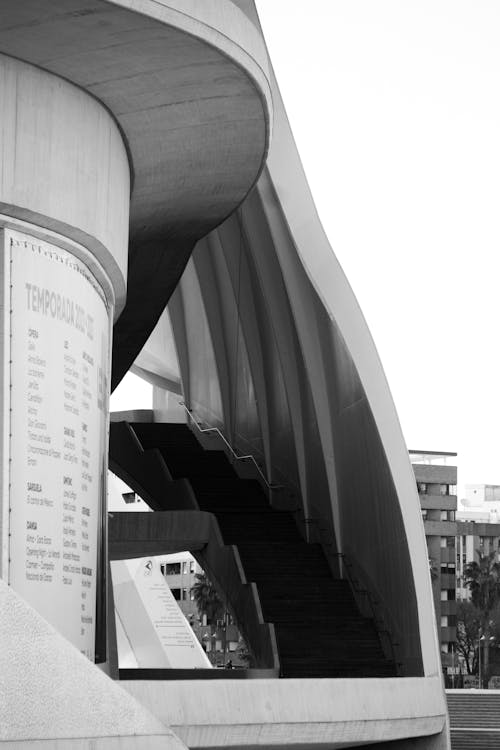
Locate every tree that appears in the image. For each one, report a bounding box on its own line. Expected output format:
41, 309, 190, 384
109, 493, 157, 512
464, 550, 500, 686
191, 572, 224, 625
456, 600, 481, 675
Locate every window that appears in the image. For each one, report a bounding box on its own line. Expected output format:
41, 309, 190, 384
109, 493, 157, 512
440, 510, 455, 521
166, 563, 181, 575
190, 561, 195, 574
190, 590, 195, 601
417, 482, 427, 494
441, 563, 456, 574
182, 588, 187, 600
182, 562, 187, 575
440, 537, 447, 549
441, 591, 448, 601
160, 564, 166, 576
441, 616, 448, 627
446, 537, 455, 548
448, 589, 456, 601
440, 484, 449, 496
421, 509, 428, 520
171, 588, 181, 600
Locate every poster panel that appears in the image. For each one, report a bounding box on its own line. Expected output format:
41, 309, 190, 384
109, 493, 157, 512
8, 230, 110, 660
112, 558, 212, 669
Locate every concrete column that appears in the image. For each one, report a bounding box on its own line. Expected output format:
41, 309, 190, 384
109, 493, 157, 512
0, 54, 130, 662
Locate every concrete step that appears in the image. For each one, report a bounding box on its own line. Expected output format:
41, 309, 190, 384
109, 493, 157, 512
132, 423, 202, 452
134, 424, 397, 680
450, 731, 500, 750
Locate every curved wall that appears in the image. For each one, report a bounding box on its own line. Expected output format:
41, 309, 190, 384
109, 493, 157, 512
140, 64, 443, 683
263, 66, 440, 678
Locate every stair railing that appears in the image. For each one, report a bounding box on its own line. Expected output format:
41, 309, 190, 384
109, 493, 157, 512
335, 552, 402, 674
179, 401, 284, 492
298, 508, 401, 672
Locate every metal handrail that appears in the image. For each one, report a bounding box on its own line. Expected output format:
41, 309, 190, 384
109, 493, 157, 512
293, 509, 401, 671
335, 552, 401, 670
179, 402, 283, 491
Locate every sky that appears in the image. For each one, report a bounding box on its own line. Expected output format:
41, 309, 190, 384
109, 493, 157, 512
112, 2, 500, 498
255, 1, 500, 496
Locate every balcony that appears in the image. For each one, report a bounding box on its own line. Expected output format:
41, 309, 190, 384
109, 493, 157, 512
440, 600, 457, 616
424, 521, 457, 536
413, 464, 457, 484
420, 495, 457, 511
441, 548, 456, 563
440, 574, 456, 589
440, 626, 457, 642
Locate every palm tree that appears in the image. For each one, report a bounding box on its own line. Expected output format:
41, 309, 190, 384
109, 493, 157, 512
191, 572, 224, 625
464, 550, 500, 686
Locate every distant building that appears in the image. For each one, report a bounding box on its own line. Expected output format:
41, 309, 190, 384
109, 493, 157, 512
465, 484, 500, 507
456, 522, 500, 599
410, 451, 457, 667
158, 552, 242, 666
159, 551, 201, 623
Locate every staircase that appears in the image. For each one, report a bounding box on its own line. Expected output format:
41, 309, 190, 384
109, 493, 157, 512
448, 692, 500, 750
119, 421, 397, 679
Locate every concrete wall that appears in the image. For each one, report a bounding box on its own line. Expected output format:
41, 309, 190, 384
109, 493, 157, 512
123, 675, 447, 750
0, 581, 185, 748
413, 464, 457, 485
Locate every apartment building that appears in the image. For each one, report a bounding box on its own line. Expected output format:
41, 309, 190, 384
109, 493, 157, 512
158, 551, 241, 666
411, 451, 457, 666
456, 520, 500, 599
159, 551, 200, 623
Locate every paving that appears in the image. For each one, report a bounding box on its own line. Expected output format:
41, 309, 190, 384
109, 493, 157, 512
448, 691, 500, 749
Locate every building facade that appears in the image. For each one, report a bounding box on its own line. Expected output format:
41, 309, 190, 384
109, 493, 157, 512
411, 451, 457, 667
456, 520, 500, 599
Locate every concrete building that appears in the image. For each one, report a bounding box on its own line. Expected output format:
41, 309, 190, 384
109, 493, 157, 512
410, 451, 457, 670
0, 2, 449, 748
465, 484, 500, 507
159, 551, 200, 621
456, 521, 500, 599
455, 484, 500, 597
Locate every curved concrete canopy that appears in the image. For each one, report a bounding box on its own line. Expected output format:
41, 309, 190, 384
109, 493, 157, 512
0, 0, 272, 385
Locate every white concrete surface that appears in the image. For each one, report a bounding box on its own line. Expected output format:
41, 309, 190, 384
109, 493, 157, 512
0, 581, 186, 748
0, 54, 130, 314
124, 675, 447, 750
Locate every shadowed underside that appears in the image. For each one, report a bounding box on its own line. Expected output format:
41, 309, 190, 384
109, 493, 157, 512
0, 0, 272, 387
